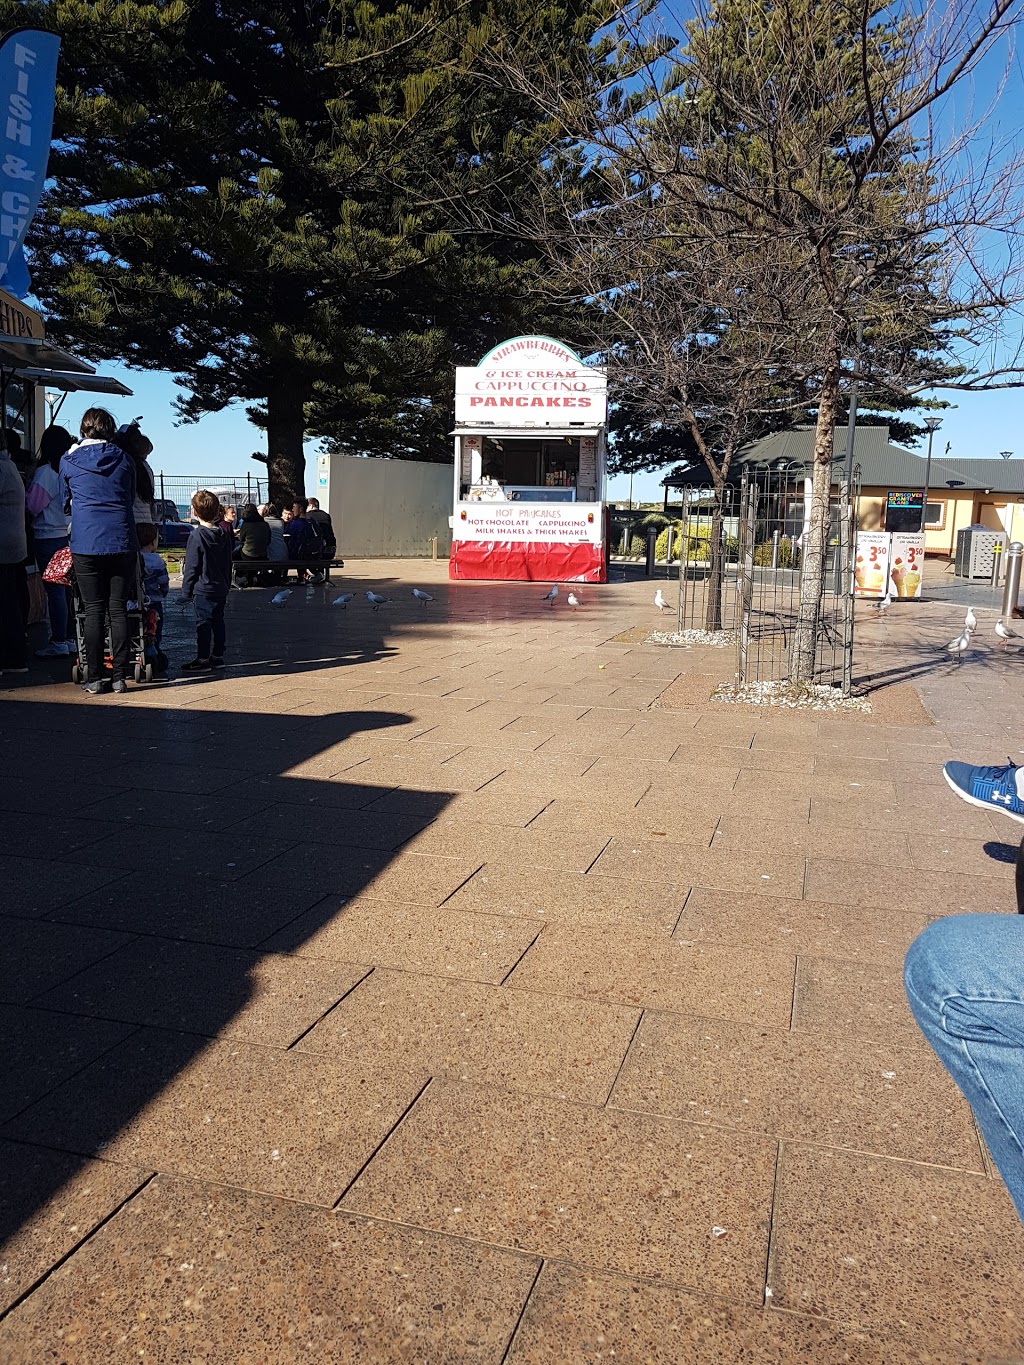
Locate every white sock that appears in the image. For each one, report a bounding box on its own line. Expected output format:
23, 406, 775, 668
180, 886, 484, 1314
1016, 767, 1024, 800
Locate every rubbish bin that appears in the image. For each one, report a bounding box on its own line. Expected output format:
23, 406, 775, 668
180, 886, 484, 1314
645, 525, 658, 577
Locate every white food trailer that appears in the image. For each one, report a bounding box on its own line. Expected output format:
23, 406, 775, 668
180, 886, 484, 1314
449, 336, 609, 582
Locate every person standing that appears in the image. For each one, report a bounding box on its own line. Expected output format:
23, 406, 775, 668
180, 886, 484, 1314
27, 425, 75, 657
181, 490, 233, 672
0, 438, 28, 675
61, 408, 137, 695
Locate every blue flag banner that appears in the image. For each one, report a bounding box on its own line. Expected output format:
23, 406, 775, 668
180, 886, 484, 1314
0, 28, 60, 300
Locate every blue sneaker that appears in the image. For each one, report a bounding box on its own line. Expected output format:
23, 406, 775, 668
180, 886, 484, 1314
943, 760, 1024, 825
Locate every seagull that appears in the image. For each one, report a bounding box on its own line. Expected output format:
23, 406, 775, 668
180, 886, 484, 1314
995, 618, 1020, 648
542, 585, 558, 606
654, 589, 668, 612
332, 593, 355, 608
412, 589, 434, 605
965, 605, 978, 633
874, 591, 893, 614
270, 589, 292, 606
567, 591, 582, 611
946, 629, 971, 664
366, 591, 387, 610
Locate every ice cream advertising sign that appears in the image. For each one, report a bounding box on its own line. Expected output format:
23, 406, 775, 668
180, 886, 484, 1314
854, 532, 890, 598
889, 533, 925, 598
454, 501, 602, 544
455, 336, 607, 425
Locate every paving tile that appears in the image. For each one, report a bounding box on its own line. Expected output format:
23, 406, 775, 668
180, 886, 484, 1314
507, 923, 795, 1025
0, 1174, 538, 1363
0, 1141, 148, 1315
0, 1004, 135, 1124
445, 863, 686, 933
98, 760, 254, 794
609, 1011, 982, 1168
507, 1262, 904, 1365
809, 794, 996, 836
418, 789, 553, 828
768, 1145, 1024, 1358
593, 838, 805, 899
342, 1081, 776, 1298
804, 858, 1013, 914
792, 956, 924, 1042
297, 970, 639, 1105
408, 823, 609, 873
346, 852, 484, 905
638, 788, 812, 823
0, 917, 133, 1004
33, 939, 367, 1046
674, 746, 815, 774
227, 804, 429, 850
67, 829, 295, 882
51, 866, 339, 948
4, 1031, 428, 1206
76, 788, 265, 833
263, 897, 539, 983
1, 811, 122, 859
256, 841, 396, 897
711, 817, 909, 863
527, 798, 720, 846
909, 833, 1021, 879
676, 889, 929, 964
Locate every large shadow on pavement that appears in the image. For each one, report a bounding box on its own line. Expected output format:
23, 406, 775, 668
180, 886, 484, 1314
0, 694, 461, 1320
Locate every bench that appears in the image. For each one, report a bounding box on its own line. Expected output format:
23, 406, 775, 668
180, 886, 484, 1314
232, 557, 346, 586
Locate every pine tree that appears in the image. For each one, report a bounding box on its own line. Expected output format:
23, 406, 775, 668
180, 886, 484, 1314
22, 0, 611, 503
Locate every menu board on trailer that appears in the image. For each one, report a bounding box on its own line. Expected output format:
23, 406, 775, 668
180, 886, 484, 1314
889, 533, 924, 598
453, 500, 603, 545
578, 436, 597, 499
854, 532, 890, 597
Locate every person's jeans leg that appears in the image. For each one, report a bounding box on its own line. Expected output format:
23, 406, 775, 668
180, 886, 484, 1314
107, 552, 136, 682
210, 597, 226, 658
194, 593, 213, 659
71, 552, 108, 681
34, 535, 69, 642
0, 563, 27, 668
905, 913, 1024, 1221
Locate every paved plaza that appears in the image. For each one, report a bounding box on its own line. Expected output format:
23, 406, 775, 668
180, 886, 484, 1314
0, 560, 1022, 1363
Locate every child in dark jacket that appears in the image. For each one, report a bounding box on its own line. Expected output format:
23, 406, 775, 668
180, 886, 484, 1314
181, 490, 233, 672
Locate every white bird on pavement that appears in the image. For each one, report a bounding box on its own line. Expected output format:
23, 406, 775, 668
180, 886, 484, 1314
412, 589, 434, 605
332, 593, 355, 608
995, 618, 1020, 648
366, 591, 387, 610
874, 591, 893, 614
965, 605, 978, 633
270, 589, 292, 606
542, 585, 558, 605
654, 589, 668, 612
567, 591, 582, 611
946, 629, 971, 663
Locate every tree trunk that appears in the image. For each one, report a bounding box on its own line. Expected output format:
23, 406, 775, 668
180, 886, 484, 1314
790, 339, 842, 683
704, 491, 726, 632
266, 384, 307, 509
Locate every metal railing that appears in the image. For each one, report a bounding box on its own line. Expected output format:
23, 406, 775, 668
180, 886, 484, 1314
154, 473, 270, 521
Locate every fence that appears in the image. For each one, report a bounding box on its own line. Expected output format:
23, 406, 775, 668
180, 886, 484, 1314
664, 486, 741, 634
154, 473, 270, 520
735, 461, 859, 691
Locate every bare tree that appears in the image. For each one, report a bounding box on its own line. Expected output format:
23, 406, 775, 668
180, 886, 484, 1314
484, 0, 1024, 677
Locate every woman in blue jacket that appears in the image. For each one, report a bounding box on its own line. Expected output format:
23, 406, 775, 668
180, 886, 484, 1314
60, 408, 137, 694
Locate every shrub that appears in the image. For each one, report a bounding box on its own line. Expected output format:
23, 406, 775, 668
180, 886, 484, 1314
753, 537, 796, 568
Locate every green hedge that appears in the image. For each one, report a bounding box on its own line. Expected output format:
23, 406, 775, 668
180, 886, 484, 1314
654, 521, 739, 562
753, 537, 796, 568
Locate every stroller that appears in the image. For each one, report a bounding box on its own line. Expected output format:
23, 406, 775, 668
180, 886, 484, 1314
69, 554, 154, 685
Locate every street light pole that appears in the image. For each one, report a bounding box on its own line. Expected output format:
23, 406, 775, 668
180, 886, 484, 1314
921, 416, 942, 535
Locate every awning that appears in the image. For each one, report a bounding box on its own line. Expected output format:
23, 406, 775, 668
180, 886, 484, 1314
451, 425, 602, 438
0, 335, 95, 373
16, 367, 133, 397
